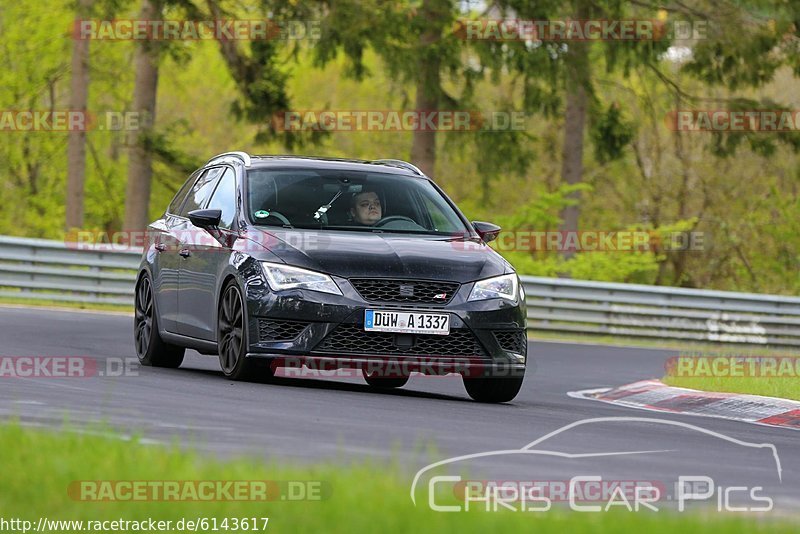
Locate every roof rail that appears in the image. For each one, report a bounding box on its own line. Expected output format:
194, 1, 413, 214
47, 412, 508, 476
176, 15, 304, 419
373, 159, 424, 176
205, 151, 252, 167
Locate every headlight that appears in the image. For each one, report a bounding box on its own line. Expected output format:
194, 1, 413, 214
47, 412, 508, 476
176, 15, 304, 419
260, 262, 342, 295
468, 273, 519, 302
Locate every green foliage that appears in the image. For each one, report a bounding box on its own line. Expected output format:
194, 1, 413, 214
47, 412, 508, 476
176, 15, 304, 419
497, 183, 588, 230
591, 103, 635, 163
0, 0, 799, 296
561, 251, 661, 284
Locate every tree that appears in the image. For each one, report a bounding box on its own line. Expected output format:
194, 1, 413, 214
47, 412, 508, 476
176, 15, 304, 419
313, 0, 482, 179
494, 0, 663, 259
408, 0, 450, 176
497, 1, 800, 275
202, 0, 306, 147
122, 0, 319, 232
123, 0, 164, 233
66, 0, 94, 231
558, 0, 591, 254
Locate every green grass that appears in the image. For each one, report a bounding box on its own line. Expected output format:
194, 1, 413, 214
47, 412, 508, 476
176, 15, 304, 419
0, 423, 793, 533
663, 375, 800, 401
664, 377, 800, 400
662, 350, 800, 401
0, 296, 132, 314
529, 331, 796, 355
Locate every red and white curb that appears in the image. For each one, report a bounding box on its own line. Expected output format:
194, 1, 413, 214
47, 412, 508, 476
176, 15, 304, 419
568, 380, 800, 431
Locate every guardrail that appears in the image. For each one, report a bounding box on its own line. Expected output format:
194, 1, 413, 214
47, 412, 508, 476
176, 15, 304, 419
521, 276, 800, 347
0, 235, 141, 306
1, 236, 798, 346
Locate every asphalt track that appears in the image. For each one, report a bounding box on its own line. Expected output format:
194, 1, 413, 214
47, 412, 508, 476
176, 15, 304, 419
0, 306, 797, 514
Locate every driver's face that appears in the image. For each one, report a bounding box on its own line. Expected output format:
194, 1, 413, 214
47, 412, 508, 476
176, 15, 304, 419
351, 192, 382, 225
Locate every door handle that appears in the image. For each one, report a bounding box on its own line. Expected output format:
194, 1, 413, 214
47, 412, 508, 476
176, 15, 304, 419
154, 243, 166, 252
179, 248, 191, 258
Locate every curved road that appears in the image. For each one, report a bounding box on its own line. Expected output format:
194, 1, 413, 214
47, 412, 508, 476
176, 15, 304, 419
0, 306, 797, 513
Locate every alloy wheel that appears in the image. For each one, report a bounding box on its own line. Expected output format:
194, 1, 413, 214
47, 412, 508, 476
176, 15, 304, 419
219, 285, 244, 374
134, 277, 153, 357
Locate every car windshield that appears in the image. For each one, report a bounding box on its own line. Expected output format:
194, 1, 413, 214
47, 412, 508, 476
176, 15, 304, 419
246, 168, 471, 236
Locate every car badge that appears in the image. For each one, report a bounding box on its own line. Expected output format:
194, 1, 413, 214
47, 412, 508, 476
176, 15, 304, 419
399, 284, 415, 297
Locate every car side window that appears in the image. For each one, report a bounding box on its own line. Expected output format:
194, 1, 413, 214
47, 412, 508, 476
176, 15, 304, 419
167, 170, 200, 215
420, 194, 462, 233
206, 167, 237, 229
179, 167, 224, 217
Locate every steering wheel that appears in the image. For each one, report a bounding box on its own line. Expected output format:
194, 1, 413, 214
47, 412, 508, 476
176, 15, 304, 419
373, 215, 417, 227
254, 210, 291, 226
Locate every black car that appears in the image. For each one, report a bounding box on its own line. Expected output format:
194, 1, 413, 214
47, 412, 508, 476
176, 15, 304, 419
134, 152, 527, 402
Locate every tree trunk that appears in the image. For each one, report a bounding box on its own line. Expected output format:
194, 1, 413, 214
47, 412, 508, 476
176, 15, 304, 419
65, 0, 93, 231
410, 65, 439, 177
123, 0, 163, 234
558, 1, 591, 260
409, 0, 444, 178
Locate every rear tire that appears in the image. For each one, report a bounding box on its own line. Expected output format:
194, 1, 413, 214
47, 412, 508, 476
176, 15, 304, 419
134, 274, 185, 368
463, 372, 525, 403
218, 280, 256, 381
362, 369, 409, 389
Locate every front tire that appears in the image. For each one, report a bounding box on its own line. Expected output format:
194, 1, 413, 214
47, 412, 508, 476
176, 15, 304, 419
134, 274, 185, 368
217, 280, 256, 381
463, 371, 525, 403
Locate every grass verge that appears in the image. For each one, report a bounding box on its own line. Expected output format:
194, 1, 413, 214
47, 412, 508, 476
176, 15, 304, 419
0, 296, 131, 314
662, 350, 800, 401
663, 375, 800, 401
0, 423, 793, 533
529, 331, 797, 355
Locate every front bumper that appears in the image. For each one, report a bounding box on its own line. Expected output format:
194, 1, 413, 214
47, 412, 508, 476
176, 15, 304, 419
243, 274, 527, 378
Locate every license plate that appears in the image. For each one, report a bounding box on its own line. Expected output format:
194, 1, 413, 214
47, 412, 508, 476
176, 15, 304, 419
364, 310, 450, 335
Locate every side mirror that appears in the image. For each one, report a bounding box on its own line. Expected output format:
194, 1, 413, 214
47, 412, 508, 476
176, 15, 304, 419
472, 221, 501, 243
188, 209, 222, 229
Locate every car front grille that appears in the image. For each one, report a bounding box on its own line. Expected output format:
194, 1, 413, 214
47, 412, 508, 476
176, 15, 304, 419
314, 323, 486, 357
258, 319, 310, 342
349, 278, 460, 305
493, 330, 528, 355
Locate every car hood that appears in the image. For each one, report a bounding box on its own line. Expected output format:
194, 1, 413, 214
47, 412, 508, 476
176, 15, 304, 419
246, 228, 510, 282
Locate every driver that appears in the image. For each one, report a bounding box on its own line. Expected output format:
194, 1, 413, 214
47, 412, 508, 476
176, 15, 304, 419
350, 190, 382, 225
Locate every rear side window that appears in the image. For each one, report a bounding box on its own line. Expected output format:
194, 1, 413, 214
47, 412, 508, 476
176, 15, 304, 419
206, 167, 237, 229
167, 170, 200, 215
179, 167, 224, 217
